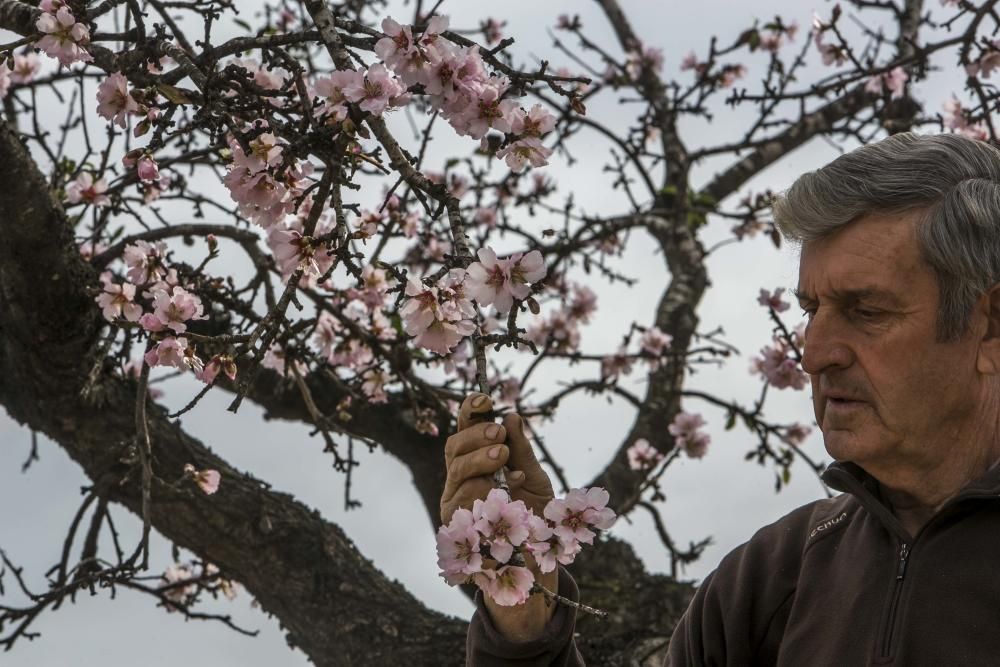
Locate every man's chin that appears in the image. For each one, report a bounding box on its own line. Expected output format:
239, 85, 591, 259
821, 429, 864, 462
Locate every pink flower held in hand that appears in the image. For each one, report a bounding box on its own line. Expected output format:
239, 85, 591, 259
436, 508, 483, 585
543, 487, 616, 545
478, 565, 535, 607
472, 488, 531, 563
184, 463, 221, 495
35, 5, 92, 66
96, 72, 140, 128
65, 172, 110, 207
627, 438, 664, 471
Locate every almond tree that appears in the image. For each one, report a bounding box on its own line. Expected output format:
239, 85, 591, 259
0, 0, 992, 663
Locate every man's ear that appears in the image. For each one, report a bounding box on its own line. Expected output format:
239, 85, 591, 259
976, 283, 1000, 375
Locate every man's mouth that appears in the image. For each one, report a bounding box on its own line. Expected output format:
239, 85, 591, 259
826, 396, 866, 411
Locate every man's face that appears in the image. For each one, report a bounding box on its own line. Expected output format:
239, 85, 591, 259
797, 211, 980, 474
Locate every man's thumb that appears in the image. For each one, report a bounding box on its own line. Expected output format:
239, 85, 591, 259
501, 413, 540, 471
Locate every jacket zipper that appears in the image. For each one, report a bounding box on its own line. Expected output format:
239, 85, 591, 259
879, 541, 910, 657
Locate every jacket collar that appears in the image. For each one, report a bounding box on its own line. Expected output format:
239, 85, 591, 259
821, 458, 1000, 542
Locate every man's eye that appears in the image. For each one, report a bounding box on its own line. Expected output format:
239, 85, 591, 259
854, 308, 881, 319
800, 308, 815, 320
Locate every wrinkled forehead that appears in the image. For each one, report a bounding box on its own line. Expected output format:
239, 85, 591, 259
796, 212, 928, 297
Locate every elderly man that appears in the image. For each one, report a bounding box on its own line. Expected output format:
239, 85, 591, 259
441, 132, 1000, 665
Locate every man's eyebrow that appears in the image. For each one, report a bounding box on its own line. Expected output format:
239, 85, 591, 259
793, 287, 904, 306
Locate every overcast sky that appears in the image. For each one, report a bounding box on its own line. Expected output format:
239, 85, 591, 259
0, 0, 969, 664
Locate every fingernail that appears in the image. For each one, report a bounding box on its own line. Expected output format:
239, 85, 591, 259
510, 470, 525, 481
472, 394, 487, 408
488, 445, 503, 459
485, 424, 500, 439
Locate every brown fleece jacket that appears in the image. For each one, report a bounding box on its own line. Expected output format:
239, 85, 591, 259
466, 459, 1000, 666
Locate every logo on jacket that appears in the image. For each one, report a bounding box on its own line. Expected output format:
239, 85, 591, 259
808, 511, 849, 540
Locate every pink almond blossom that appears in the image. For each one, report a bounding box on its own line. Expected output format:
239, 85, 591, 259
496, 137, 553, 173
144, 336, 198, 370
123, 240, 168, 285
148, 286, 206, 334
478, 565, 534, 607
640, 326, 673, 368
343, 63, 405, 116
864, 66, 908, 99
543, 487, 616, 545
751, 334, 808, 390
97, 72, 140, 128
65, 172, 110, 207
35, 5, 92, 66
436, 508, 483, 585
197, 353, 237, 385
95, 281, 142, 322
313, 70, 360, 123
627, 438, 664, 471
511, 104, 557, 138
757, 287, 791, 312
669, 411, 711, 459
472, 488, 532, 563
466, 247, 545, 314
184, 463, 221, 495
10, 53, 41, 84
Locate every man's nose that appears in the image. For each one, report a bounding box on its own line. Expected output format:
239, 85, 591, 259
800, 311, 854, 375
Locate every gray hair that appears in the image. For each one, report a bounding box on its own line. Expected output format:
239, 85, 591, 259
772, 132, 1000, 341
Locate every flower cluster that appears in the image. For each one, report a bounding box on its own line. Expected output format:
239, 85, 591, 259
375, 16, 557, 171
943, 96, 989, 140
34, 0, 92, 66
313, 62, 407, 121
400, 269, 476, 354
222, 128, 312, 228
680, 52, 746, 88
757, 287, 791, 313
93, 240, 221, 381
668, 411, 711, 459
812, 16, 849, 67
266, 204, 336, 283
436, 487, 615, 606
758, 20, 799, 52
639, 326, 673, 370
751, 326, 808, 390
465, 247, 546, 314
160, 560, 239, 612
965, 40, 1000, 79
65, 172, 110, 207
0, 53, 41, 100
626, 438, 663, 471
525, 282, 596, 354
864, 66, 908, 99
